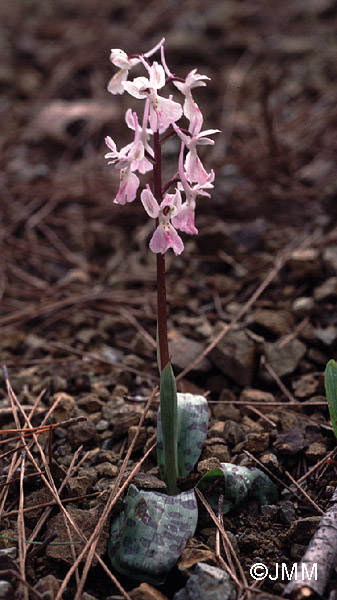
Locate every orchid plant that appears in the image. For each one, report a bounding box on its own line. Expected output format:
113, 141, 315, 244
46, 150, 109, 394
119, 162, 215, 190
105, 38, 218, 495
104, 39, 277, 584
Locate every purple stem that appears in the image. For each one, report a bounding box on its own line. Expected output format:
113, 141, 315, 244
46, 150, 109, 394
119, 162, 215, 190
153, 131, 169, 371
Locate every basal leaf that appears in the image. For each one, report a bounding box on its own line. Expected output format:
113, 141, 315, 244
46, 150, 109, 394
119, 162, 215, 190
108, 484, 198, 584
159, 362, 179, 495
157, 393, 209, 484
197, 463, 277, 514
324, 359, 337, 439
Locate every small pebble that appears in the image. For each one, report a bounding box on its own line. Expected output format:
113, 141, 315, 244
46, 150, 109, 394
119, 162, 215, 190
279, 501, 296, 524
173, 562, 236, 600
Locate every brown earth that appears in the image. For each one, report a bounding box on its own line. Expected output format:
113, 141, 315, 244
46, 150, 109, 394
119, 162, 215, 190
1, 1, 337, 599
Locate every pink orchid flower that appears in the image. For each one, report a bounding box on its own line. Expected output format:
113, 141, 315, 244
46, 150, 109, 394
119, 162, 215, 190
104, 136, 141, 204
107, 39, 165, 95
123, 61, 182, 133
105, 103, 154, 175
141, 185, 184, 255
173, 107, 219, 184
173, 68, 210, 96
114, 168, 140, 205
105, 135, 144, 170
121, 110, 153, 174
124, 105, 154, 174
173, 69, 210, 123
171, 144, 214, 234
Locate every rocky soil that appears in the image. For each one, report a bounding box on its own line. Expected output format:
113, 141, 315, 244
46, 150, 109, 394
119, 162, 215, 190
0, 1, 337, 599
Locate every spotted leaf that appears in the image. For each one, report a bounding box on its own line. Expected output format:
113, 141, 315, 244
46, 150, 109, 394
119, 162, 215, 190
197, 463, 277, 513
157, 393, 209, 484
108, 484, 198, 584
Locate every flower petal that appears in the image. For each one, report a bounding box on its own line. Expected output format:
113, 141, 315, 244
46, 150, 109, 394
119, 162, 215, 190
172, 201, 198, 235
123, 77, 150, 99
105, 136, 117, 152
133, 156, 153, 174
149, 224, 184, 255
185, 151, 211, 185
109, 49, 133, 70
114, 169, 139, 205
150, 95, 183, 132
107, 69, 128, 95
150, 62, 166, 90
125, 108, 136, 130
174, 69, 210, 95
128, 139, 144, 162
149, 224, 167, 253
141, 187, 160, 218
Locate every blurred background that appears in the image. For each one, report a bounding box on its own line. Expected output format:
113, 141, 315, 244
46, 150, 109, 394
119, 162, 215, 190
1, 5, 337, 596
0, 0, 336, 367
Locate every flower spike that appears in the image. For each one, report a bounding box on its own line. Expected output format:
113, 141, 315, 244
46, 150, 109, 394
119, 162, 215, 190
105, 39, 217, 253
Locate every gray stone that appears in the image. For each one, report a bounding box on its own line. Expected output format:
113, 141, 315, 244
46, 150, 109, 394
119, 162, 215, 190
292, 296, 315, 315
246, 309, 294, 336
314, 276, 337, 301
34, 574, 61, 598
67, 419, 96, 448
78, 394, 104, 413
305, 441, 328, 462
287, 248, 321, 281
260, 504, 279, 520
197, 458, 222, 475
279, 501, 296, 524
67, 474, 95, 497
259, 452, 280, 470
263, 337, 306, 380
208, 421, 225, 437
201, 443, 231, 463
210, 325, 255, 386
96, 419, 110, 432
96, 462, 118, 478
240, 388, 275, 404
52, 392, 76, 422
274, 427, 308, 455
299, 158, 334, 185
0, 547, 17, 559
173, 562, 236, 600
169, 333, 212, 372
223, 420, 245, 447
0, 581, 13, 599
245, 432, 270, 453
315, 326, 337, 346
292, 374, 318, 398
323, 246, 337, 274
288, 516, 321, 544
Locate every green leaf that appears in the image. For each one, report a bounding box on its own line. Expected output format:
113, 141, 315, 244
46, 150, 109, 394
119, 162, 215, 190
325, 359, 337, 440
197, 463, 277, 514
108, 484, 198, 584
157, 393, 209, 483
159, 362, 179, 495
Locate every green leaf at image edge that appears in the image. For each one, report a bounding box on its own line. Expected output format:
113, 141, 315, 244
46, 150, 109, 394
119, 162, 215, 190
324, 359, 337, 439
108, 484, 198, 584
